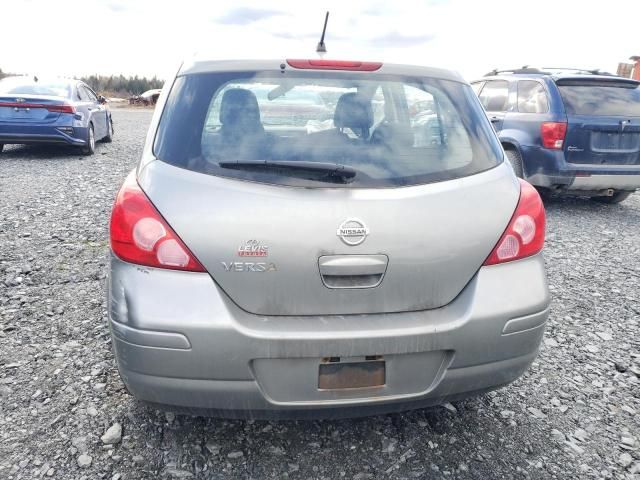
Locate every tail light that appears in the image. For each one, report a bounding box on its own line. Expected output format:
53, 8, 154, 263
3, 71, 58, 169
109, 172, 206, 272
47, 104, 76, 114
484, 179, 545, 265
540, 121, 567, 149
0, 101, 76, 113
286, 59, 382, 71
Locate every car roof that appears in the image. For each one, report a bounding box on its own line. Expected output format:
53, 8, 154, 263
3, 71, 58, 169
178, 58, 467, 84
549, 73, 640, 84
475, 69, 640, 85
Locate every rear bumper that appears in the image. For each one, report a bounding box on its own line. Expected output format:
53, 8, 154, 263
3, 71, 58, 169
569, 173, 640, 190
123, 351, 539, 419
107, 253, 550, 418
521, 146, 640, 191
0, 125, 86, 146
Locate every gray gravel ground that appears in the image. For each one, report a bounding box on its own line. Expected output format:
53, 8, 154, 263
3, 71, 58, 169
1, 109, 639, 480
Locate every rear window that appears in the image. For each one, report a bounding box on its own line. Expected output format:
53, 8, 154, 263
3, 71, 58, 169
0, 77, 72, 98
557, 80, 640, 116
154, 70, 502, 188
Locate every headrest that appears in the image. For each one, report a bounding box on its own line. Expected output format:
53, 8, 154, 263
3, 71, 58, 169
334, 92, 373, 130
219, 88, 261, 127
370, 122, 414, 148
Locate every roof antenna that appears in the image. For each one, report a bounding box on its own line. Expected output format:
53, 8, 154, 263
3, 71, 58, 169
316, 11, 329, 57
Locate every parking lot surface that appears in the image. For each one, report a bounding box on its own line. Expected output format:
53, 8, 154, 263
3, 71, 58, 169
1, 109, 639, 479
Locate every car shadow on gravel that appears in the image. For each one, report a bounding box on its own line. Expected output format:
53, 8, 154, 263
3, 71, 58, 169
119, 391, 566, 479
541, 191, 640, 211
0, 144, 107, 159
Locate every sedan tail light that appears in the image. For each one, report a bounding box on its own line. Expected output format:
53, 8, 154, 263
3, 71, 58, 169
110, 172, 206, 272
540, 121, 567, 149
46, 104, 76, 114
0, 101, 76, 113
484, 179, 545, 265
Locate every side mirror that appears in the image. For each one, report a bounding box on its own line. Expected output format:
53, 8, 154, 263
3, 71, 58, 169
98, 95, 107, 105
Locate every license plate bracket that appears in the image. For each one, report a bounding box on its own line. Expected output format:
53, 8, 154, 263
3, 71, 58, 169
318, 360, 385, 390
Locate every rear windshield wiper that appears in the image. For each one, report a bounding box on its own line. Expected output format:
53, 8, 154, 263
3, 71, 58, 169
217, 160, 356, 182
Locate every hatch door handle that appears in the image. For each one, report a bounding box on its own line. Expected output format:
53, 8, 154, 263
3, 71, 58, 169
318, 255, 388, 289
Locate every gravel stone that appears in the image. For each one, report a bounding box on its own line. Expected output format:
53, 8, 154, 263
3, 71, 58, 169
162, 467, 194, 478
619, 452, 633, 468
550, 429, 566, 442
77, 454, 92, 468
71, 436, 89, 454
620, 435, 635, 447
205, 441, 220, 455
101, 423, 122, 445
0, 109, 638, 479
615, 361, 629, 373
87, 406, 99, 417
527, 407, 547, 419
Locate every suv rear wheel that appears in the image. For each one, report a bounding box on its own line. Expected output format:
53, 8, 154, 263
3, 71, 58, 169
504, 148, 524, 178
591, 191, 633, 204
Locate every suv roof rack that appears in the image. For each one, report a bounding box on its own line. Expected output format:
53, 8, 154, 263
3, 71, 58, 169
484, 66, 544, 76
484, 66, 616, 77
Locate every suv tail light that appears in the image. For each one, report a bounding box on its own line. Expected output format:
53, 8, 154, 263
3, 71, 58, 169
110, 172, 206, 272
484, 179, 545, 265
540, 121, 567, 149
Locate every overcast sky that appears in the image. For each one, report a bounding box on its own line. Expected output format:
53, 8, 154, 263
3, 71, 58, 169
1, 0, 639, 82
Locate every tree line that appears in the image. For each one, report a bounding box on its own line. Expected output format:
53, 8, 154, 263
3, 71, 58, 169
0, 68, 163, 96
80, 74, 164, 96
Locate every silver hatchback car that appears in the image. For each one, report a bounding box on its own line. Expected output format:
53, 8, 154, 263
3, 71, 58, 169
107, 58, 550, 418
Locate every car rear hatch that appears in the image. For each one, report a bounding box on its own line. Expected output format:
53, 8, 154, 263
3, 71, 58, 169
0, 95, 72, 123
140, 161, 518, 316
140, 62, 518, 316
556, 77, 640, 167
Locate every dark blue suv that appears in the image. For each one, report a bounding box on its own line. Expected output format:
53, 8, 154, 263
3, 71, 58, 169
472, 68, 640, 203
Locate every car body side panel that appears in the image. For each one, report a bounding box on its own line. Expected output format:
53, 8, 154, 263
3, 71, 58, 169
84, 84, 108, 139
75, 83, 103, 140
